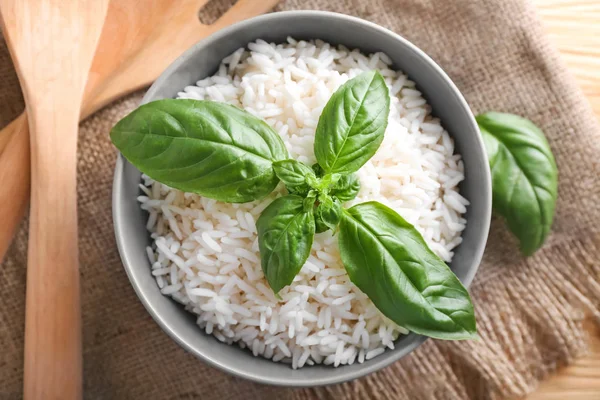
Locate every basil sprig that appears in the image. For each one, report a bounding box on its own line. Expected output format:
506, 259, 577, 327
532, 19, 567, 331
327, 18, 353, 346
111, 71, 480, 340
476, 112, 558, 255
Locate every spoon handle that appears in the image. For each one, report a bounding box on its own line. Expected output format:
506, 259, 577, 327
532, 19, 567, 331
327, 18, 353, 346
0, 1, 109, 397
25, 109, 81, 399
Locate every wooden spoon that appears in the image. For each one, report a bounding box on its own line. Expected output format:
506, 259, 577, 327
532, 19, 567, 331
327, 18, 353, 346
0, 1, 109, 398
0, 0, 279, 263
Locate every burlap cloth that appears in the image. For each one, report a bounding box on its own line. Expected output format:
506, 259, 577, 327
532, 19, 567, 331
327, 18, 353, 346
1, 0, 599, 399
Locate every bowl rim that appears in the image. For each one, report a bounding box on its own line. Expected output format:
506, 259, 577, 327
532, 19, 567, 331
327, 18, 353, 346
113, 9, 492, 387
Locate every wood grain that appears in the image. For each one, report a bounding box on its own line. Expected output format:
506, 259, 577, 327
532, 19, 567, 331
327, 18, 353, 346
0, 1, 109, 398
528, 322, 600, 399
535, 0, 600, 115
529, 0, 600, 398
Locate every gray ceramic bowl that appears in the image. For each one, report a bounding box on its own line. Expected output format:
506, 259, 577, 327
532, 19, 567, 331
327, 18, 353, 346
113, 10, 491, 387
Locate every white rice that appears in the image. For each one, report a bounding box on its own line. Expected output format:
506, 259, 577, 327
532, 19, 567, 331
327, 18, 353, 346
139, 38, 469, 368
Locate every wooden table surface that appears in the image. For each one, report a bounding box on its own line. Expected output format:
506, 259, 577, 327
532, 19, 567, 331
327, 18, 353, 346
528, 0, 600, 398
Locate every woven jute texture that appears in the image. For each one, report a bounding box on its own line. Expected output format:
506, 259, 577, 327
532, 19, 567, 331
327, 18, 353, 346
1, 0, 599, 399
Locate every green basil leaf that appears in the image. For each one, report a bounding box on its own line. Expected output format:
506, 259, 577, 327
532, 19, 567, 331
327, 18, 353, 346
313, 173, 341, 192
110, 99, 288, 203
306, 177, 342, 233
273, 159, 316, 194
316, 197, 343, 231
314, 216, 329, 234
303, 190, 318, 212
476, 112, 558, 256
257, 195, 315, 293
311, 163, 324, 177
338, 201, 477, 340
313, 190, 329, 234
330, 173, 360, 202
314, 71, 390, 174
